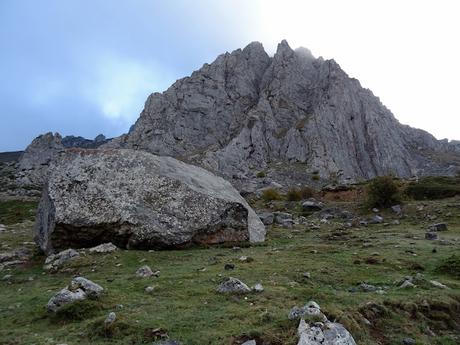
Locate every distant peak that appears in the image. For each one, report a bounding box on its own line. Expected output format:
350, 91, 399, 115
275, 39, 294, 58
295, 47, 315, 60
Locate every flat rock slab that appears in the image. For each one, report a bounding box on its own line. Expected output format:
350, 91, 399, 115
34, 149, 265, 254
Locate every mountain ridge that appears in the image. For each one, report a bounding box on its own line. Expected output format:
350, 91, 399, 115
101, 40, 459, 188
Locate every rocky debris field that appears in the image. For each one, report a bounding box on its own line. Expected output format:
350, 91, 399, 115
0, 193, 459, 344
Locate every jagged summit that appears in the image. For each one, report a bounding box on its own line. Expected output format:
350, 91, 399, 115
101, 39, 459, 188
20, 40, 457, 190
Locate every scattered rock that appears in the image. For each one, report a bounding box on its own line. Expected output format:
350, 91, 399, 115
136, 265, 156, 278
145, 286, 155, 294
252, 283, 264, 293
216, 277, 251, 294
369, 215, 384, 224
399, 280, 416, 289
429, 223, 448, 231
242, 341, 256, 345
429, 280, 449, 289
302, 272, 311, 279
402, 338, 415, 345
239, 256, 254, 263
274, 212, 293, 224
425, 232, 438, 240
357, 283, 378, 292
289, 301, 327, 321
89, 243, 118, 254
69, 277, 104, 298
296, 302, 357, 345
391, 205, 402, 215
47, 276, 103, 312
104, 312, 116, 327
44, 248, 80, 271
224, 263, 235, 270
258, 212, 274, 225
301, 199, 324, 212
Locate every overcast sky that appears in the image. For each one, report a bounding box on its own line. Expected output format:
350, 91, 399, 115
1, 0, 459, 151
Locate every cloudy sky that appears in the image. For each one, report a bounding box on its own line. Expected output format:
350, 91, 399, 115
1, 0, 459, 151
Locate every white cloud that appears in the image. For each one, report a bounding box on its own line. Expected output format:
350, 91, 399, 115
81, 55, 173, 125
245, 0, 460, 140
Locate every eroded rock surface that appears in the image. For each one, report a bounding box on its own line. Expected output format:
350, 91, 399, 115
34, 149, 265, 254
106, 40, 460, 186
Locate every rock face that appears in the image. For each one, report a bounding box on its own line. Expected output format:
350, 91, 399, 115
34, 149, 265, 254
106, 40, 460, 186
17, 132, 65, 187
17, 132, 110, 187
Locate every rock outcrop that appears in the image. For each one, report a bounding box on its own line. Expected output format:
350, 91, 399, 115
16, 132, 110, 187
34, 149, 265, 254
17, 132, 65, 187
107, 40, 460, 186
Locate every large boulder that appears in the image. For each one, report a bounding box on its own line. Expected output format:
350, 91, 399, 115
34, 149, 265, 254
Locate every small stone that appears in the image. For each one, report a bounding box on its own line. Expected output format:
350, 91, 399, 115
301, 199, 324, 212
391, 205, 402, 215
224, 263, 235, 270
370, 215, 384, 224
402, 338, 415, 345
429, 280, 449, 289
44, 248, 80, 271
145, 286, 155, 294
399, 280, 416, 289
425, 232, 438, 240
258, 212, 274, 225
89, 243, 118, 254
252, 283, 264, 293
239, 256, 253, 263
216, 277, 251, 294
242, 340, 256, 345
429, 223, 448, 231
2, 274, 12, 281
136, 265, 154, 278
104, 312, 116, 326
302, 272, 311, 279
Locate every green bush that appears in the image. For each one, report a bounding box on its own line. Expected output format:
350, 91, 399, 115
436, 254, 460, 278
286, 186, 315, 201
261, 188, 282, 201
366, 176, 401, 208
311, 175, 320, 181
405, 176, 460, 200
300, 186, 315, 199
256, 171, 266, 178
286, 188, 302, 201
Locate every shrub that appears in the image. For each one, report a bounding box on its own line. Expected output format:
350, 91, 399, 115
311, 175, 320, 181
436, 254, 460, 278
405, 176, 460, 200
300, 186, 315, 199
261, 188, 282, 201
286, 188, 302, 201
256, 171, 266, 178
366, 176, 401, 208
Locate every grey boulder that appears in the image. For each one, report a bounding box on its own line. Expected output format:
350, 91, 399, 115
297, 319, 357, 345
216, 277, 251, 294
47, 276, 103, 312
44, 248, 80, 271
34, 149, 265, 254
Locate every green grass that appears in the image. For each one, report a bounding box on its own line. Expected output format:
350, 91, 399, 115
0, 200, 38, 225
405, 176, 460, 200
0, 199, 459, 344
